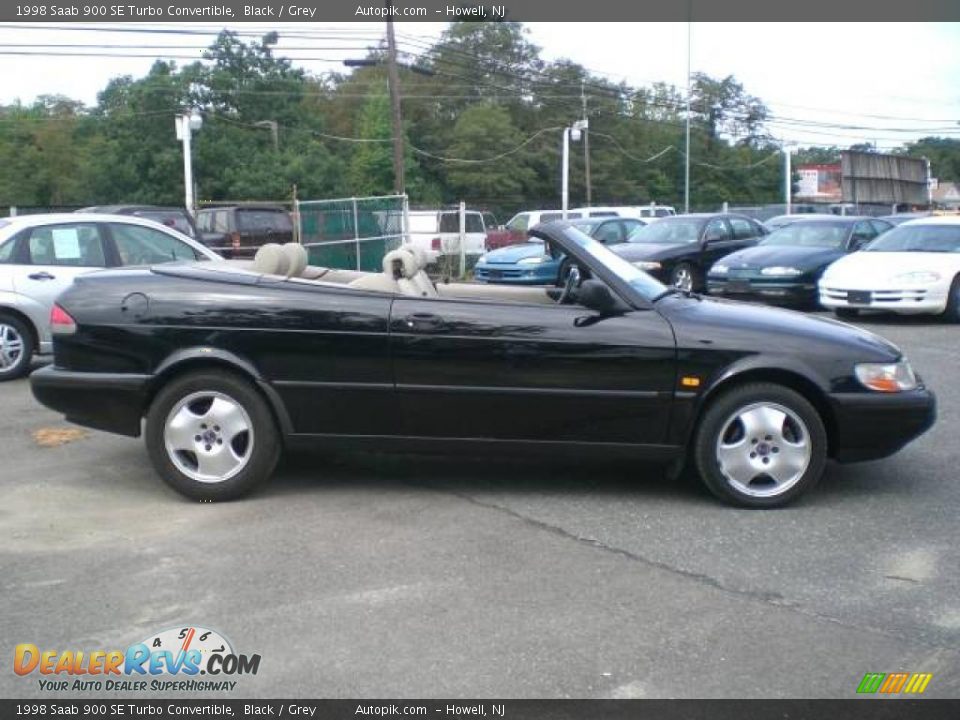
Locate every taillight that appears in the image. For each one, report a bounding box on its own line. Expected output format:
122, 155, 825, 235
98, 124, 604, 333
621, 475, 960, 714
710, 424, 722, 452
231, 231, 241, 250
50, 304, 77, 335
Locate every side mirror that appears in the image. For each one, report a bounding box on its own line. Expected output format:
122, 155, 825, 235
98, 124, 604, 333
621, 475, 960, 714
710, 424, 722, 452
577, 279, 619, 314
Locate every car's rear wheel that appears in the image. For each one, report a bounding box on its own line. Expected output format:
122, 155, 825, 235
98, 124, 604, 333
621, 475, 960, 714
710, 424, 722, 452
834, 307, 859, 319
0, 314, 34, 381
693, 383, 827, 508
943, 275, 960, 323
555, 258, 573, 287
670, 262, 701, 292
146, 371, 280, 501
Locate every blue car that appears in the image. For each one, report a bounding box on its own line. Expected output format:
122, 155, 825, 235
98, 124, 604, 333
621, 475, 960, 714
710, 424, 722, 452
474, 217, 645, 285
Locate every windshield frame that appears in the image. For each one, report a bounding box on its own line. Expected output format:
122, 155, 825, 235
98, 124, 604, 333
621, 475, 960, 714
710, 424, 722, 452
531, 222, 666, 308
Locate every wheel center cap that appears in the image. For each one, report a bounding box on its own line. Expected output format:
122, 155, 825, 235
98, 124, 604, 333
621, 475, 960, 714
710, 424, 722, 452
757, 442, 771, 456
202, 430, 217, 443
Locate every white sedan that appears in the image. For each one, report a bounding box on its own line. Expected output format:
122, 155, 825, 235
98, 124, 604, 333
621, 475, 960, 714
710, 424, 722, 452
0, 213, 222, 380
819, 216, 960, 320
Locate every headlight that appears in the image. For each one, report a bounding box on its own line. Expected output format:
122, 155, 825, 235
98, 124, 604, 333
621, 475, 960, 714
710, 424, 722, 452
855, 360, 918, 393
711, 264, 729, 275
889, 271, 940, 284
760, 266, 803, 277
517, 256, 547, 265
634, 261, 661, 271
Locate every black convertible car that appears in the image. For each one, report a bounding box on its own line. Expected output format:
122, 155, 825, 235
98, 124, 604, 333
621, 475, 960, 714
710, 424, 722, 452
30, 223, 935, 508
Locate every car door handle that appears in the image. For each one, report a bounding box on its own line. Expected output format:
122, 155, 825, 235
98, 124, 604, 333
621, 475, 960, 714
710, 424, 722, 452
28, 271, 56, 281
402, 313, 444, 331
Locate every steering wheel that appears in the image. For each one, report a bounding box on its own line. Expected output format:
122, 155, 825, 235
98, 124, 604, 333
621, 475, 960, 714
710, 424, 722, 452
556, 265, 581, 304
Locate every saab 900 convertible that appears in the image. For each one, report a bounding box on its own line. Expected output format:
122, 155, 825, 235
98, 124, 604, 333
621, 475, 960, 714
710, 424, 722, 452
30, 223, 935, 508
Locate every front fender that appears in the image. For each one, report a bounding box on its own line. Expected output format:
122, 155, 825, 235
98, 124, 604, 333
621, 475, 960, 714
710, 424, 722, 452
0, 290, 50, 350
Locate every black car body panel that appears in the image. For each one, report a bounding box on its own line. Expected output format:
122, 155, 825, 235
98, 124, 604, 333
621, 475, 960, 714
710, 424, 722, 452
31, 222, 935, 468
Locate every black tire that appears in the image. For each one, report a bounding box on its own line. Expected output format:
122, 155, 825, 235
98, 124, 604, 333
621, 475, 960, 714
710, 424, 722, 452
693, 382, 827, 508
670, 262, 702, 292
834, 307, 859, 320
555, 258, 573, 287
0, 313, 35, 381
145, 371, 280, 501
942, 275, 960, 323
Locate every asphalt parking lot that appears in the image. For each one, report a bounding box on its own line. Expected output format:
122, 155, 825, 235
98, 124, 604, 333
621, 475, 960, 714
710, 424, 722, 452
1, 313, 958, 700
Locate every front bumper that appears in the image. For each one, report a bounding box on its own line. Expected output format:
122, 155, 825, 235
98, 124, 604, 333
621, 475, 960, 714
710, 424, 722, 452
819, 285, 948, 314
829, 387, 936, 462
474, 265, 557, 284
708, 278, 817, 306
30, 366, 151, 437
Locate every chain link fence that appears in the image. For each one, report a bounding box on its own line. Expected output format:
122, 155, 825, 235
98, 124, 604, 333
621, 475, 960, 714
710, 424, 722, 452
297, 194, 407, 272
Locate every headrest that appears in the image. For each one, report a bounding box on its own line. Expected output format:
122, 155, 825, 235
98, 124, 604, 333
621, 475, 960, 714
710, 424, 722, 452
382, 248, 418, 279
402, 244, 429, 270
253, 243, 290, 276
281, 243, 308, 278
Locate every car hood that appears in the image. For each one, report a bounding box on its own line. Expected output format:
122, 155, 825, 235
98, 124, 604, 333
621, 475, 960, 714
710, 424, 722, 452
821, 251, 960, 285
659, 294, 901, 363
482, 242, 546, 264
613, 242, 696, 262
717, 245, 845, 272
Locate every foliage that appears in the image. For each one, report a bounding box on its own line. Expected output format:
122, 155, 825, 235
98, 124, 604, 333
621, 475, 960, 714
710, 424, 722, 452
1, 24, 957, 218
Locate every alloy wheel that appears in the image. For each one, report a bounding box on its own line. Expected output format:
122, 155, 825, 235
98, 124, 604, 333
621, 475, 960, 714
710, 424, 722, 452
0, 323, 24, 374
715, 401, 812, 498
163, 391, 254, 483
673, 266, 693, 291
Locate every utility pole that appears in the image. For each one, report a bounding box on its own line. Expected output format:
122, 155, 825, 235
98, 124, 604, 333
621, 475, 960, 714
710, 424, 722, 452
384, 9, 405, 195
254, 120, 278, 151
783, 145, 792, 215
684, 13, 691, 214
175, 111, 202, 216
581, 80, 592, 207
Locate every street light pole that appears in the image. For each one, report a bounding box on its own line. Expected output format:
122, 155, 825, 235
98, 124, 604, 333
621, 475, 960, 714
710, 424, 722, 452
784, 145, 792, 215
562, 120, 588, 220
684, 15, 692, 214
562, 128, 570, 220
175, 111, 202, 216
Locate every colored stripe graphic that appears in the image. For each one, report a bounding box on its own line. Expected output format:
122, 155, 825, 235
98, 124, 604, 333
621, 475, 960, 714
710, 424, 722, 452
857, 673, 885, 693
904, 673, 933, 694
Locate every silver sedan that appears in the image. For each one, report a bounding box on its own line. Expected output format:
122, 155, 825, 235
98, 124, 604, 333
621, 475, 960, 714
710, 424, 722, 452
0, 213, 221, 380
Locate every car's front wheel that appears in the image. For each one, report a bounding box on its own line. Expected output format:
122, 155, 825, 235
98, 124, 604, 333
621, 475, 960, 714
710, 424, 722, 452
146, 371, 280, 501
693, 383, 827, 508
943, 275, 960, 323
670, 262, 701, 292
0, 313, 34, 381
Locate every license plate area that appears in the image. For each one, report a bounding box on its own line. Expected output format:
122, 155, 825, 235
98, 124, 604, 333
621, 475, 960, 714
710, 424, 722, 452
488, 270, 503, 279
847, 290, 872, 304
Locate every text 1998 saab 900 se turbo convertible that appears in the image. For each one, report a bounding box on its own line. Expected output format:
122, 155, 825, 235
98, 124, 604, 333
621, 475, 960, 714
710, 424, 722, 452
30, 223, 936, 508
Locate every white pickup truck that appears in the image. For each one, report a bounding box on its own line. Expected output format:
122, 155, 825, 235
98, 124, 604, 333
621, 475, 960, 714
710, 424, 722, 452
407, 209, 488, 267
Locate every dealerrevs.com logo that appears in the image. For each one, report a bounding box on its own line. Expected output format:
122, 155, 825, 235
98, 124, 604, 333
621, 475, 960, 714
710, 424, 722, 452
14, 626, 261, 692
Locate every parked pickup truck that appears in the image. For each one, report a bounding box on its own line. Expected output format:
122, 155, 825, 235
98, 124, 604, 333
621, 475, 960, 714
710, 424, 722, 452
407, 209, 488, 266
485, 210, 579, 251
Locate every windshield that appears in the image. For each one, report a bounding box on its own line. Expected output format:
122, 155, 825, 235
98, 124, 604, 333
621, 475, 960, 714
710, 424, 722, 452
760, 222, 848, 249
558, 226, 666, 301
627, 218, 703, 245
571, 219, 602, 234
865, 224, 960, 253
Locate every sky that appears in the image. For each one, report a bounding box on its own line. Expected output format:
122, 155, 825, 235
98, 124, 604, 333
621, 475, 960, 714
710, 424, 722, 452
0, 21, 958, 151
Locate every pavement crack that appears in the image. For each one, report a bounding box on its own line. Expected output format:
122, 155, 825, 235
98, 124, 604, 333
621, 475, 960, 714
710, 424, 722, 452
417, 482, 958, 654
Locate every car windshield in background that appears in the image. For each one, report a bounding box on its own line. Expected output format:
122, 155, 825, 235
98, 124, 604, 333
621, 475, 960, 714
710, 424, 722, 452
558, 226, 666, 301
571, 219, 602, 234
865, 225, 960, 253
627, 219, 703, 244
760, 222, 848, 249
236, 209, 293, 231
135, 211, 195, 237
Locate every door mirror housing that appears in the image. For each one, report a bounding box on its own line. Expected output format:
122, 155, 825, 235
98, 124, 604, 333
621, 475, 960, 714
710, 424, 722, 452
577, 279, 621, 314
